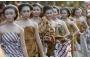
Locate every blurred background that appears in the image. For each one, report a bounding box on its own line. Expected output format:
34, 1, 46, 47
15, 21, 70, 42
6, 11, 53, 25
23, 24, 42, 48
0, 1, 90, 15
0, 1, 89, 8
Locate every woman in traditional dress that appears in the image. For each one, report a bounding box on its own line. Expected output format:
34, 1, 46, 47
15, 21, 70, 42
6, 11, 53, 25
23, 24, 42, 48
30, 3, 44, 42
52, 7, 72, 57
39, 6, 57, 57
76, 8, 90, 57
0, 5, 28, 57
60, 8, 80, 57
31, 3, 43, 25
15, 3, 45, 57
71, 8, 89, 57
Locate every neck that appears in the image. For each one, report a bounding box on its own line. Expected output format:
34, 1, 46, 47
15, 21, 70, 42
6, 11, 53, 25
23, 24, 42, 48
6, 18, 14, 23
62, 16, 67, 19
46, 17, 52, 21
75, 15, 81, 18
32, 16, 40, 20
22, 17, 29, 21
53, 16, 57, 20
61, 17, 68, 21
6, 21, 14, 26
48, 18, 52, 21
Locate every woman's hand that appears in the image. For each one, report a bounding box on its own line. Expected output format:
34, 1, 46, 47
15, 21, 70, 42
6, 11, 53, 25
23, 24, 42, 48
0, 46, 6, 57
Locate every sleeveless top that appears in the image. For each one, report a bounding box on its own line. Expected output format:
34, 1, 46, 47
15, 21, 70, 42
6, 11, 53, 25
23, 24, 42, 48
53, 19, 72, 57
0, 32, 24, 57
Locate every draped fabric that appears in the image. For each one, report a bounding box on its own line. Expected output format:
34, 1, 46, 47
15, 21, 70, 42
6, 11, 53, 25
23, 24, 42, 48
54, 40, 71, 57
39, 17, 56, 56
0, 32, 24, 57
80, 28, 90, 57
24, 27, 39, 57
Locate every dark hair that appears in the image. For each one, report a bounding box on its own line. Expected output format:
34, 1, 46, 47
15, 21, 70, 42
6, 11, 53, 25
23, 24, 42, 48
71, 8, 82, 17
0, 2, 5, 9
53, 6, 59, 14
18, 3, 33, 13
60, 8, 71, 17
43, 6, 53, 15
32, 3, 42, 11
3, 4, 19, 20
0, 2, 5, 16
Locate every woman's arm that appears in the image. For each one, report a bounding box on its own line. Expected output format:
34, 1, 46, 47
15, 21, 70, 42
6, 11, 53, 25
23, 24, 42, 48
63, 21, 70, 37
0, 45, 5, 57
84, 19, 89, 29
0, 32, 5, 57
20, 29, 28, 57
34, 24, 45, 57
71, 21, 80, 35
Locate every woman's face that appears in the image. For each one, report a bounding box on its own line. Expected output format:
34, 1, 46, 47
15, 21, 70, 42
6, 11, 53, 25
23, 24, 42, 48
45, 9, 53, 19
21, 6, 31, 18
53, 8, 58, 16
32, 6, 41, 17
75, 9, 82, 16
61, 10, 68, 18
4, 8, 16, 21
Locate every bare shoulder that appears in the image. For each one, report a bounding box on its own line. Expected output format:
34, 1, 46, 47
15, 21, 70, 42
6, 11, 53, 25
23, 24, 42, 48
0, 24, 6, 32
80, 16, 86, 21
0, 21, 7, 26
15, 20, 22, 25
14, 23, 24, 32
29, 19, 38, 28
81, 16, 86, 19
61, 20, 66, 25
34, 22, 38, 29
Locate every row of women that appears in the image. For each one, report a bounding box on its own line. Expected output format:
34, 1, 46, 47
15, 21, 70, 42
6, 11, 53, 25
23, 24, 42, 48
0, 2, 90, 57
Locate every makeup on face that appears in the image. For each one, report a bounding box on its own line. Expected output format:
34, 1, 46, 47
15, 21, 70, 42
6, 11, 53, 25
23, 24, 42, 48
75, 9, 82, 16
4, 8, 16, 21
61, 10, 68, 18
21, 6, 31, 18
32, 6, 41, 17
53, 8, 58, 16
45, 9, 53, 19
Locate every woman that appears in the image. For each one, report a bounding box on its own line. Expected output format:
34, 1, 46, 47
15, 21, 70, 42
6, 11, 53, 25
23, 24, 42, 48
31, 3, 43, 25
52, 6, 61, 20
52, 7, 72, 57
40, 6, 56, 57
72, 8, 88, 33
72, 8, 89, 57
30, 3, 44, 42
0, 4, 28, 57
15, 3, 45, 57
60, 8, 80, 57
77, 8, 90, 57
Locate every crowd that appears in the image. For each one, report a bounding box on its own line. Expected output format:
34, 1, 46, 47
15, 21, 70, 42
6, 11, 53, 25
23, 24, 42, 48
0, 1, 90, 57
